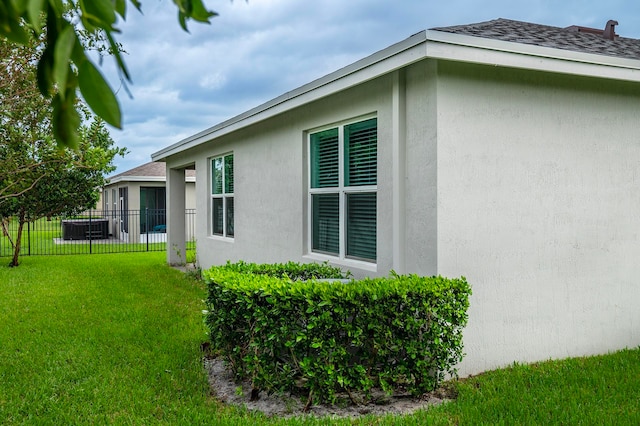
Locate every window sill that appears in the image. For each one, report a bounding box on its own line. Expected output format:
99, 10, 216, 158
303, 253, 377, 274
207, 235, 234, 243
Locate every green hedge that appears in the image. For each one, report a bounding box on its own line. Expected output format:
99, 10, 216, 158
203, 261, 471, 403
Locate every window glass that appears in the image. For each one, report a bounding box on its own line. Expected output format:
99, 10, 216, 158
312, 193, 339, 255
310, 128, 339, 188
212, 157, 223, 195
226, 197, 234, 237
346, 192, 376, 261
212, 198, 223, 235
224, 154, 234, 194
345, 118, 377, 187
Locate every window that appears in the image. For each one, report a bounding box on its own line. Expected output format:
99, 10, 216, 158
111, 189, 116, 218
140, 187, 166, 233
309, 117, 377, 262
119, 187, 128, 233
211, 153, 234, 237
104, 190, 109, 215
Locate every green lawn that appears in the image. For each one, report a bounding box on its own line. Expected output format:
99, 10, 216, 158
1, 253, 639, 425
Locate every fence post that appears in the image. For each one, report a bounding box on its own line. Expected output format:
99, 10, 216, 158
27, 220, 31, 256
89, 210, 92, 254
145, 208, 149, 252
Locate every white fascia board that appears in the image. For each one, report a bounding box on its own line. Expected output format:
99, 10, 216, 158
425, 30, 640, 82
106, 176, 166, 184
106, 175, 195, 184
151, 32, 428, 161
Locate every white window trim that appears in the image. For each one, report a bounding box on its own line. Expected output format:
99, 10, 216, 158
307, 116, 377, 264
210, 153, 234, 240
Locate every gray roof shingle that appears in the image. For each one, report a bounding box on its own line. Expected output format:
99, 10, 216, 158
431, 18, 640, 60
108, 162, 196, 180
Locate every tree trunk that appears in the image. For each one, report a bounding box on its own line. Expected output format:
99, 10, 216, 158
10, 210, 25, 267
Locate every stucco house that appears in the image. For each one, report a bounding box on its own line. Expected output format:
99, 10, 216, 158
151, 19, 640, 376
103, 161, 196, 243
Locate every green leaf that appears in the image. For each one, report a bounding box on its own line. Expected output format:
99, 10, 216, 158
78, 60, 122, 129
0, 13, 30, 44
36, 51, 53, 96
172, 0, 217, 31
114, 0, 126, 17
53, 25, 76, 100
173, 0, 192, 15
52, 92, 81, 149
177, 11, 188, 32
26, 0, 46, 31
80, 0, 116, 28
190, 0, 218, 22
9, 0, 27, 14
129, 0, 142, 12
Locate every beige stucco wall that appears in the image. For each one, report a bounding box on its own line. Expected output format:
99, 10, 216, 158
435, 61, 640, 375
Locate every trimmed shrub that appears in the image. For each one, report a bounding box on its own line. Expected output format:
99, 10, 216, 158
204, 261, 471, 404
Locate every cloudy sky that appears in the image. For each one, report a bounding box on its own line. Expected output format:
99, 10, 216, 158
101, 0, 640, 174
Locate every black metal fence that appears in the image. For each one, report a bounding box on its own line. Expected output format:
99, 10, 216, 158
0, 209, 196, 257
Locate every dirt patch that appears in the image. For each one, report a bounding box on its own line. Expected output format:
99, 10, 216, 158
204, 357, 455, 419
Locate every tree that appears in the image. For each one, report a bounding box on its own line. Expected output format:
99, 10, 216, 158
0, 36, 127, 267
0, 117, 127, 267
0, 31, 53, 205
0, 0, 216, 148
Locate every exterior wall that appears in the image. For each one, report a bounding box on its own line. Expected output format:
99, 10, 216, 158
93, 190, 103, 214
403, 61, 439, 275
435, 61, 640, 375
102, 182, 130, 239
167, 168, 187, 263
170, 74, 408, 277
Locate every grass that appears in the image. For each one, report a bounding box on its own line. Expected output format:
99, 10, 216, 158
0, 253, 216, 424
0, 253, 639, 425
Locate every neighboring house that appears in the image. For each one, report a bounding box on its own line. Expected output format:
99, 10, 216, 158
103, 162, 196, 243
151, 19, 640, 376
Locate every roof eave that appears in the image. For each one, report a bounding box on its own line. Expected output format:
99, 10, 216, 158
105, 176, 167, 186
152, 28, 640, 162
426, 29, 640, 81
105, 175, 195, 185
151, 31, 428, 161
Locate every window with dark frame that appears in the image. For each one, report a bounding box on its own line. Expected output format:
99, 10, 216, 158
211, 153, 234, 238
140, 187, 166, 233
309, 117, 377, 262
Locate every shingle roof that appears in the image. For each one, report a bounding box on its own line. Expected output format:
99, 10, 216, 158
108, 162, 196, 180
431, 18, 640, 60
